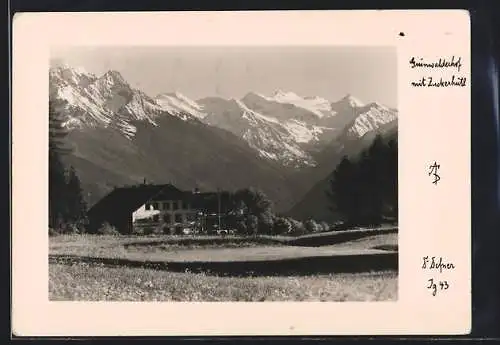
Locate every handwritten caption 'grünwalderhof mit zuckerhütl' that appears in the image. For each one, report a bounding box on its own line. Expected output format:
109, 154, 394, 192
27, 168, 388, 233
409, 56, 467, 88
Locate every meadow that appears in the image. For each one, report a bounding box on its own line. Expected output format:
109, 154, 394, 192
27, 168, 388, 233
49, 228, 398, 301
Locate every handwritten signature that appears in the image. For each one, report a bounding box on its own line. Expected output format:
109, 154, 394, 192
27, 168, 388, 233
422, 256, 456, 273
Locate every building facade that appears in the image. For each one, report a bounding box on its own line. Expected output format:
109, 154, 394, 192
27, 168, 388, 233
133, 197, 199, 234
87, 183, 235, 235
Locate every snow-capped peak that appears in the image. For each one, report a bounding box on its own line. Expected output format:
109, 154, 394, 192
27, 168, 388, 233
172, 92, 204, 111
365, 101, 390, 111
50, 64, 97, 87
101, 70, 127, 86
155, 91, 206, 120
272, 90, 301, 102
52, 63, 90, 76
234, 99, 279, 123
347, 100, 398, 138
256, 90, 333, 118
338, 94, 365, 108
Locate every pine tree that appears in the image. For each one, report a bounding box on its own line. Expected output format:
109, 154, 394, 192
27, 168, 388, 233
327, 135, 398, 228
66, 165, 87, 223
48, 100, 70, 228
234, 187, 273, 217
327, 156, 360, 225
385, 138, 398, 220
359, 135, 388, 225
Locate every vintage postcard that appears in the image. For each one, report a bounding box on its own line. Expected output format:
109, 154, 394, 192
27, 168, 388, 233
12, 10, 471, 336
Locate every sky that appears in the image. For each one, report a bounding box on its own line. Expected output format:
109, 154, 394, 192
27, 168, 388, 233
51, 46, 397, 108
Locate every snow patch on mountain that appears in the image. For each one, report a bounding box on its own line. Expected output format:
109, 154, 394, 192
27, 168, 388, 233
51, 64, 398, 169
155, 92, 207, 120
330, 94, 365, 113
347, 103, 398, 137
257, 90, 335, 118
343, 94, 365, 108
50, 65, 165, 134
200, 98, 317, 168
282, 119, 332, 144
235, 99, 280, 125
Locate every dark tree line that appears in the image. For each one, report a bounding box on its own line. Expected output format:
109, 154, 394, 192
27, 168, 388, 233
49, 100, 87, 231
216, 187, 330, 236
327, 135, 398, 227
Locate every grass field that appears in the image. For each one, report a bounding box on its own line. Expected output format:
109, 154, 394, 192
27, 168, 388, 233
49, 229, 398, 301
49, 263, 397, 301
49, 230, 398, 261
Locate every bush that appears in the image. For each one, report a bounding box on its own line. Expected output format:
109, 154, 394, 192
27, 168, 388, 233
258, 211, 275, 235
153, 225, 166, 235
304, 219, 320, 233
246, 215, 259, 236
273, 217, 291, 235
234, 219, 247, 235
320, 221, 331, 232
132, 227, 144, 235
62, 222, 83, 234
133, 226, 155, 235
288, 218, 307, 236
51, 221, 85, 235
161, 225, 172, 235
96, 222, 120, 235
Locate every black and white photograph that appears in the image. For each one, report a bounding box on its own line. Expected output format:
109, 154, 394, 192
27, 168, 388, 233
12, 10, 475, 336
47, 45, 399, 302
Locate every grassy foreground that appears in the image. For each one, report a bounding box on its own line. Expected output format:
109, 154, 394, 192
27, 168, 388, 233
49, 231, 398, 301
49, 263, 397, 301
49, 232, 398, 262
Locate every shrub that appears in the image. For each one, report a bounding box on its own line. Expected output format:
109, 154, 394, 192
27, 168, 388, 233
304, 219, 320, 233
161, 225, 172, 235
62, 222, 83, 234
51, 221, 83, 235
246, 215, 259, 236
132, 227, 144, 235
153, 225, 165, 235
288, 218, 306, 236
234, 219, 247, 235
258, 211, 274, 235
96, 222, 120, 235
273, 217, 291, 235
320, 221, 331, 232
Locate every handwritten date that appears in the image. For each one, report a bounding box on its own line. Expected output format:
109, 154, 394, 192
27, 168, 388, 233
427, 278, 450, 296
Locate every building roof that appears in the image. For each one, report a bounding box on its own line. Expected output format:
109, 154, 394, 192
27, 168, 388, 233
87, 183, 184, 218
87, 184, 236, 219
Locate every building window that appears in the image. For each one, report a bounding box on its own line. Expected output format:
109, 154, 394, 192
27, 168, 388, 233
145, 203, 151, 210
178, 201, 184, 210
153, 215, 159, 222
173, 201, 179, 211
175, 214, 183, 223
151, 202, 159, 210
163, 214, 172, 223
163, 201, 170, 210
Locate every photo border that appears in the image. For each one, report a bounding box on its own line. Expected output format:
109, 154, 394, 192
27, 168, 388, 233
7, 4, 498, 338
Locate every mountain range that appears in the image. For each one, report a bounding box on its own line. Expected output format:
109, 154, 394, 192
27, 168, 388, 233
49, 64, 398, 219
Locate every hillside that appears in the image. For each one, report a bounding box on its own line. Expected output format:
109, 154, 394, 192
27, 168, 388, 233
64, 113, 299, 212
287, 121, 398, 222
